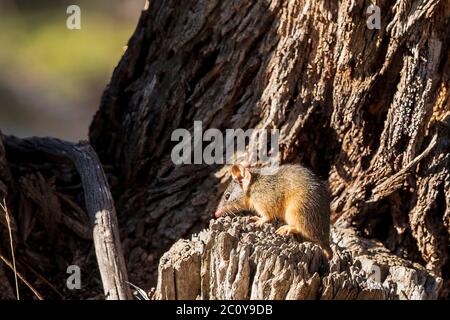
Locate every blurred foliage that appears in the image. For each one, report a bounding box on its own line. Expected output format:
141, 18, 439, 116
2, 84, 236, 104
0, 6, 135, 100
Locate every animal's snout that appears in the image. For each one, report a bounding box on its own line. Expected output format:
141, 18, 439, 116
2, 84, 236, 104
214, 207, 225, 218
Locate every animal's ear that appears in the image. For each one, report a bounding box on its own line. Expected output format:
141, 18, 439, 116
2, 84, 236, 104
230, 164, 243, 180
230, 164, 251, 192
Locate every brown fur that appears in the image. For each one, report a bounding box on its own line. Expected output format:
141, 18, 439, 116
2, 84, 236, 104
215, 164, 333, 259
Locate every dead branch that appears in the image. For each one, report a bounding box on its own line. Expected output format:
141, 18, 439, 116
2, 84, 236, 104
4, 136, 132, 300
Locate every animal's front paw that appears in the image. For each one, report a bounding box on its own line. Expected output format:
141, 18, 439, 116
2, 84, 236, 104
276, 225, 295, 236
250, 216, 268, 227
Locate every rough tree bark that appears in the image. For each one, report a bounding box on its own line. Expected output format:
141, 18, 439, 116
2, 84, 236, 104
89, 0, 449, 295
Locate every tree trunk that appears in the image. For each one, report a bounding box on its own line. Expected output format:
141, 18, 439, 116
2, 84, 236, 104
90, 0, 449, 295
0, 0, 449, 299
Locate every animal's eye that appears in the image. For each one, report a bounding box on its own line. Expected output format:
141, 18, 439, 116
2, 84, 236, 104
225, 193, 231, 200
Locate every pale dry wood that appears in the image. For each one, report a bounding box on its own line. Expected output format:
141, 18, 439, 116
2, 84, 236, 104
153, 216, 441, 300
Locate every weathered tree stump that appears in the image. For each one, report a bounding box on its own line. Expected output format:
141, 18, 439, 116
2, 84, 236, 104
153, 216, 441, 300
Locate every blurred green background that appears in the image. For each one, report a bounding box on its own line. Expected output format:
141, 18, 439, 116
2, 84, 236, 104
0, 0, 145, 140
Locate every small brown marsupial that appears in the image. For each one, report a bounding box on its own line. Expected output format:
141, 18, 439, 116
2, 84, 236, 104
215, 164, 333, 259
